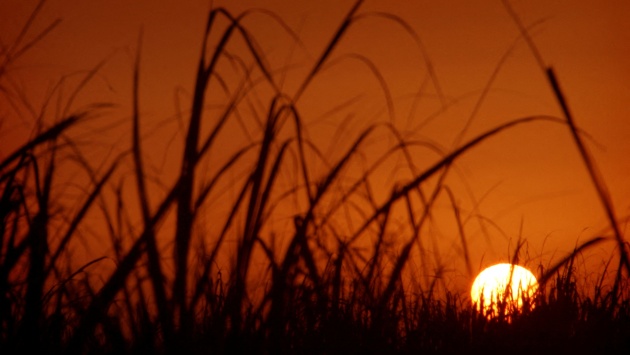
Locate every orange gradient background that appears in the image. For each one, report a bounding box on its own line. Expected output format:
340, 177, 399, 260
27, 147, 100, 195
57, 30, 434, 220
1, 0, 629, 294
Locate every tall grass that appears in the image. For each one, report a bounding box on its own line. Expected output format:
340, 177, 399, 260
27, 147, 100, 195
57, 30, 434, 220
1, 1, 629, 354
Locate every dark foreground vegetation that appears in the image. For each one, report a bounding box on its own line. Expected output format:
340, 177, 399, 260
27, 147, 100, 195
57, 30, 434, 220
1, 1, 629, 353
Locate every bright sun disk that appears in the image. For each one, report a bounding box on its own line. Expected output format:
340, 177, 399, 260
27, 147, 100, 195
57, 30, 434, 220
471, 263, 538, 318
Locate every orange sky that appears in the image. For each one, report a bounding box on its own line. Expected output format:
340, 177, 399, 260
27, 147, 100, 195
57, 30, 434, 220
2, 0, 629, 292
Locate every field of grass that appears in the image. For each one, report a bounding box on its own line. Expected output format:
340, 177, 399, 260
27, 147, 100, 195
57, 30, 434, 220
1, 1, 629, 353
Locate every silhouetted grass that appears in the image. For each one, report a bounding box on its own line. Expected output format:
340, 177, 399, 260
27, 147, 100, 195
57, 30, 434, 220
1, 1, 629, 354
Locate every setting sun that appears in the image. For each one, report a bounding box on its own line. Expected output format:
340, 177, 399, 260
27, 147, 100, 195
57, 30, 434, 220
471, 263, 538, 318
2, 0, 629, 352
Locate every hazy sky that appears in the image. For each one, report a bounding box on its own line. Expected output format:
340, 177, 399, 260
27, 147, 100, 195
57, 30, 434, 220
2, 0, 629, 285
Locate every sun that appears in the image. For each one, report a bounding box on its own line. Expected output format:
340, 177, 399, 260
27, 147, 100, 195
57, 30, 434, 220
471, 263, 538, 318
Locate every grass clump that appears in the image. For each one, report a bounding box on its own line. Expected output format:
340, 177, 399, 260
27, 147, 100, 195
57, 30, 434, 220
1, 1, 629, 354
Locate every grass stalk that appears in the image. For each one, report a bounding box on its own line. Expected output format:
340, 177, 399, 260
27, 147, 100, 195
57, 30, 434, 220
502, 0, 629, 293
131, 32, 174, 347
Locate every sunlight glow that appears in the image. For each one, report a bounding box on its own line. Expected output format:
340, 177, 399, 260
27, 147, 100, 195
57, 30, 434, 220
471, 263, 538, 318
